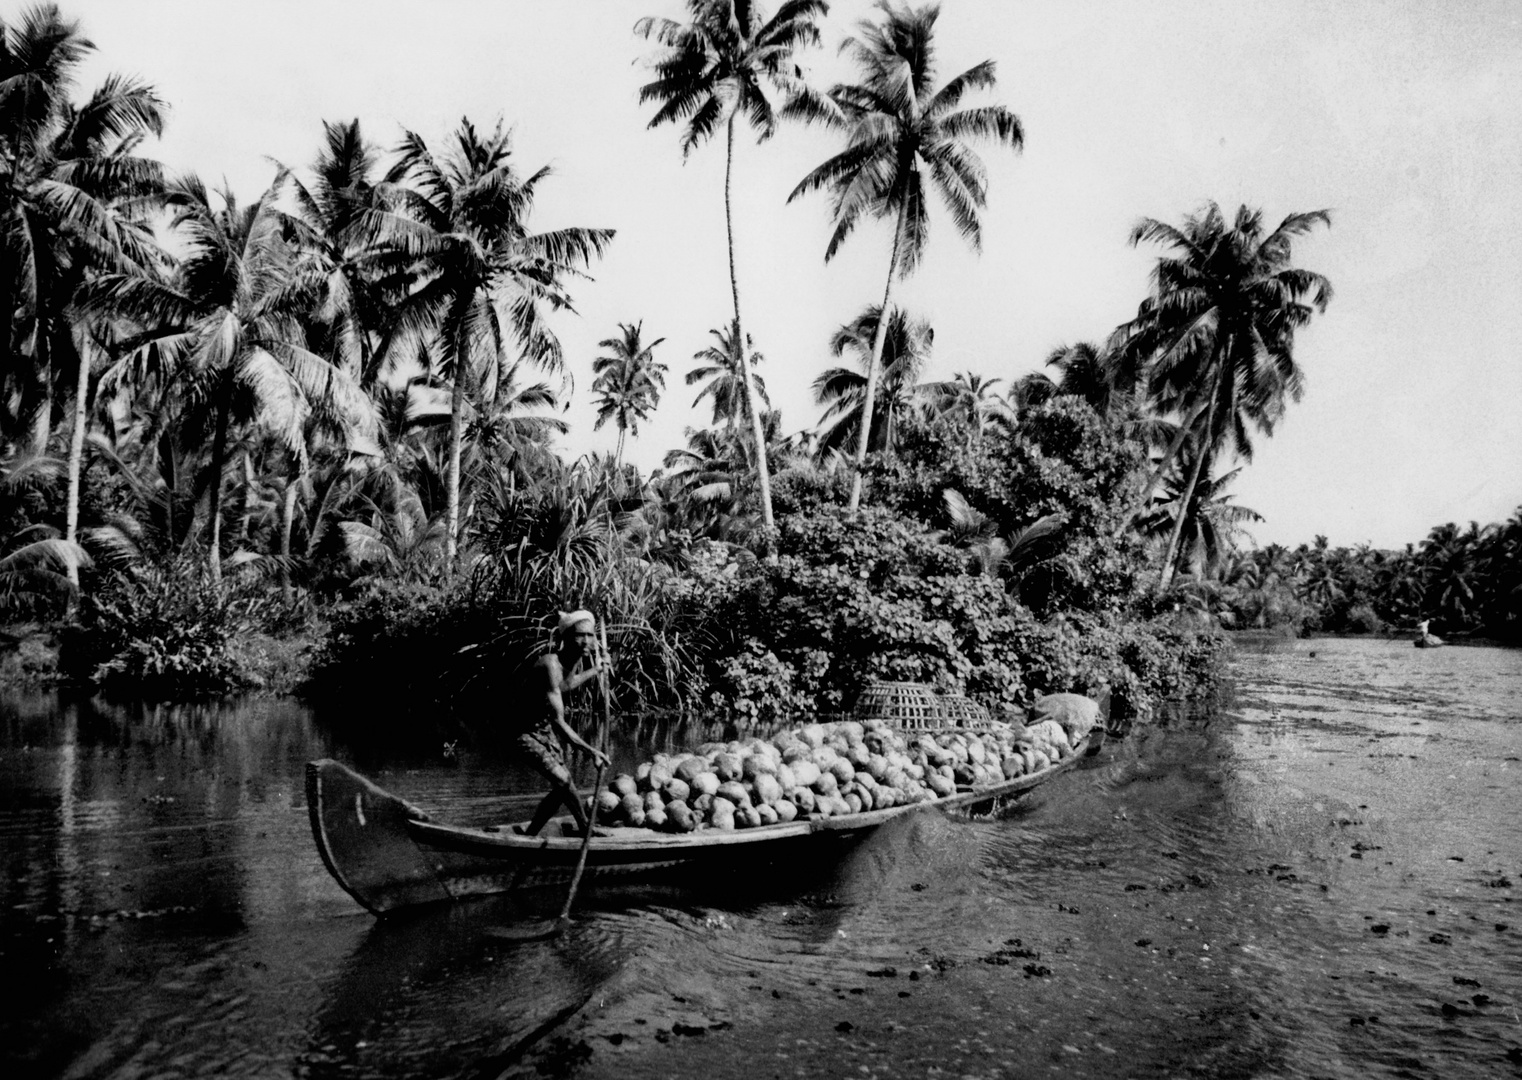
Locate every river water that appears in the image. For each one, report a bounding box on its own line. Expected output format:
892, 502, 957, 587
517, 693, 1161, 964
2, 636, 1518, 1079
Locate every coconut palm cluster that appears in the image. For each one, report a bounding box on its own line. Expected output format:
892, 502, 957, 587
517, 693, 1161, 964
594, 717, 1079, 832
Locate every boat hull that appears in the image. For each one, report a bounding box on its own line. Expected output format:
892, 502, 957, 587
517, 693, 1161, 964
307, 736, 1089, 916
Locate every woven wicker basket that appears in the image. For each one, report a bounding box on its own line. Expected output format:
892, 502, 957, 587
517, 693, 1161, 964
853, 680, 994, 731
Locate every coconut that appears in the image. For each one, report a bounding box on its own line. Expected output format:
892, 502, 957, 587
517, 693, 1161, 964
596, 791, 621, 816
1001, 755, 1025, 779
736, 756, 764, 781
666, 801, 695, 832
844, 792, 863, 814
867, 754, 889, 782
643, 790, 665, 813
674, 757, 706, 784
953, 763, 976, 786
854, 771, 879, 792
846, 744, 872, 768
648, 763, 673, 791
775, 763, 798, 792
926, 772, 955, 798
635, 761, 652, 785
810, 746, 838, 771
710, 810, 736, 831
611, 774, 639, 798
718, 780, 750, 807
813, 770, 839, 796
790, 787, 816, 814
712, 753, 742, 782
663, 777, 691, 804
753, 773, 782, 806
736, 805, 763, 829
691, 793, 715, 815
774, 799, 798, 823
782, 742, 811, 764
829, 759, 856, 787
645, 806, 668, 830
691, 771, 721, 797
756, 803, 779, 826
965, 740, 987, 767
710, 795, 737, 817
799, 723, 826, 748
839, 720, 864, 743
790, 760, 821, 788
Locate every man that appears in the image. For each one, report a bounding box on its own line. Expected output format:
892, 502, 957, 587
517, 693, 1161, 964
515, 609, 612, 836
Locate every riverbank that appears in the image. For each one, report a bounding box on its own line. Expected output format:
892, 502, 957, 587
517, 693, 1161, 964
0, 621, 316, 698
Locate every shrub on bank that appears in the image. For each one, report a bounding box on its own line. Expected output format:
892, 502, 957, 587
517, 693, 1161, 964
61, 563, 262, 696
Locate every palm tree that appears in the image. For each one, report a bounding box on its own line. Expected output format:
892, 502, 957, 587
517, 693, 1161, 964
84, 176, 364, 582
812, 304, 932, 458
1109, 201, 1332, 586
786, 1, 1023, 510
635, 0, 829, 533
2, 5, 167, 585
920, 370, 1006, 442
1137, 458, 1262, 580
686, 318, 769, 431
591, 321, 667, 469
282, 118, 394, 386
382, 118, 613, 571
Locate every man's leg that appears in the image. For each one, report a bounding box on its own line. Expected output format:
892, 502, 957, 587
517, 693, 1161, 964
518, 732, 589, 834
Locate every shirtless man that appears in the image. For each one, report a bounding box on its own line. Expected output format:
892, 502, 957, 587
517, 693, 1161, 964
516, 609, 612, 836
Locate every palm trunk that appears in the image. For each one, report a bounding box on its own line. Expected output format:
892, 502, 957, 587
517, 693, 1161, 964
1158, 395, 1216, 590
63, 335, 92, 589
1115, 397, 1209, 536
847, 203, 908, 513
279, 467, 299, 603
614, 427, 627, 474
445, 367, 465, 573
236, 449, 255, 545
207, 381, 232, 584
724, 113, 774, 534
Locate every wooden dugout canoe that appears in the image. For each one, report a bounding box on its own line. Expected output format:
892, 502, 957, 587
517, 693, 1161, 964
307, 736, 1090, 916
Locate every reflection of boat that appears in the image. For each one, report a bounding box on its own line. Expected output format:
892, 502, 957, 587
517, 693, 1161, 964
307, 738, 1089, 916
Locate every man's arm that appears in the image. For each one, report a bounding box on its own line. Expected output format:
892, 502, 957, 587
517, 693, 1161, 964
544, 655, 610, 766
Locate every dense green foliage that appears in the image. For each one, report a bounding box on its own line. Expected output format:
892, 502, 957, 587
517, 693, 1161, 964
1201, 514, 1522, 642
1, 2, 1393, 718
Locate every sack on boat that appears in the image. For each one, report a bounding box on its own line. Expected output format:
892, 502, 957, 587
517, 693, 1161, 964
1030, 693, 1100, 743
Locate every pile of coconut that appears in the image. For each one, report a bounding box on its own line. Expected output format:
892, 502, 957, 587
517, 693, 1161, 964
594, 698, 1096, 834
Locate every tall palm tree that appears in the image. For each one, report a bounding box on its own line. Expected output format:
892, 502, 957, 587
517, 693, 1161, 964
382, 118, 613, 571
786, 1, 1023, 509
635, 0, 829, 533
686, 318, 769, 431
1, 4, 167, 584
84, 176, 364, 582
591, 321, 667, 469
1109, 201, 1332, 586
812, 303, 932, 458
282, 118, 395, 386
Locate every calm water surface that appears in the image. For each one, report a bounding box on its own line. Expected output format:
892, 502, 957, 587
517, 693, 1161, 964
2, 637, 1519, 1079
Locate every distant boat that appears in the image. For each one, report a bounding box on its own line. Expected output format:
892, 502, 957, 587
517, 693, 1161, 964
1414, 619, 1445, 648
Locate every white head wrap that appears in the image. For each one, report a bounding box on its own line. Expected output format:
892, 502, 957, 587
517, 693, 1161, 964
557, 609, 596, 635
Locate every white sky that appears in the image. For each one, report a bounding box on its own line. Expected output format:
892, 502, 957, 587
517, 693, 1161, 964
56, 0, 1522, 549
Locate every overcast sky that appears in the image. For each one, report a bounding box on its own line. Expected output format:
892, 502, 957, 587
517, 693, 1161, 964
55, 0, 1522, 549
